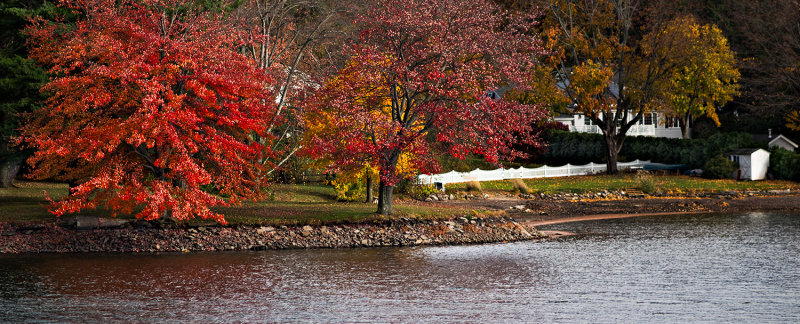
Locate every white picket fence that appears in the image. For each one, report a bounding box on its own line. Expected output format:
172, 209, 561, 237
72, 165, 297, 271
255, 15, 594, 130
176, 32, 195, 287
417, 159, 662, 186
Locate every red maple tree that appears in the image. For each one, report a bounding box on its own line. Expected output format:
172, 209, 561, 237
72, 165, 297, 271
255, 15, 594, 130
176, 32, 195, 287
20, 0, 278, 223
305, 0, 548, 214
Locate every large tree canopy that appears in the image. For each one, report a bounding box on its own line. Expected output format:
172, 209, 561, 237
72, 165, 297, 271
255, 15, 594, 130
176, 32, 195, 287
646, 16, 739, 139
305, 0, 548, 215
20, 0, 279, 223
526, 0, 739, 172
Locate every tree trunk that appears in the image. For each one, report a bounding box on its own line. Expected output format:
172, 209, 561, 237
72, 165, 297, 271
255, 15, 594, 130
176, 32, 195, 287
0, 159, 21, 188
376, 151, 400, 214
377, 180, 393, 215
364, 172, 373, 203
680, 114, 690, 139
604, 133, 622, 174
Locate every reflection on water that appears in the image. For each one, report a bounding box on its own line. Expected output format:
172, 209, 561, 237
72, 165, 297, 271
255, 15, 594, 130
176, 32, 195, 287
2, 212, 799, 322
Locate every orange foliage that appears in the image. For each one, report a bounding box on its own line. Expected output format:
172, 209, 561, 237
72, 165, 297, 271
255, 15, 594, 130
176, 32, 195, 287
19, 0, 279, 223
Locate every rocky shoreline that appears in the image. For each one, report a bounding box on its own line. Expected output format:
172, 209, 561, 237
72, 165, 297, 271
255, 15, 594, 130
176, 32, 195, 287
0, 216, 544, 254
5, 190, 799, 254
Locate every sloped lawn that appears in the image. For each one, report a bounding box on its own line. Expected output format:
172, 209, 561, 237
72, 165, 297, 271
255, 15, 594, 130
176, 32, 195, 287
0, 182, 472, 225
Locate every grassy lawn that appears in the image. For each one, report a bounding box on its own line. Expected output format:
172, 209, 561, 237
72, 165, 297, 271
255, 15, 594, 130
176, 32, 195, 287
0, 182, 69, 223
0, 181, 474, 226
3, 174, 797, 225
445, 173, 800, 194
209, 183, 477, 226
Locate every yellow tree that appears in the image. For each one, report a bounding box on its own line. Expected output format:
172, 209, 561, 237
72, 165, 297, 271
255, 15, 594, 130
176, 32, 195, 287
647, 16, 739, 139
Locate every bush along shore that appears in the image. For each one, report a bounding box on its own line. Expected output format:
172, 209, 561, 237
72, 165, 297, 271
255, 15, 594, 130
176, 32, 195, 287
0, 216, 544, 253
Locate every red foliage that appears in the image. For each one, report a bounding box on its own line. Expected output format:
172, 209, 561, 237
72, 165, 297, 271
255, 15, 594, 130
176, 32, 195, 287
305, 0, 548, 213
20, 0, 278, 223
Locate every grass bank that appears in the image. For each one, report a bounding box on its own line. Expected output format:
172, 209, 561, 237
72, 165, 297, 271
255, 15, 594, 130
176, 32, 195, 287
0, 182, 476, 226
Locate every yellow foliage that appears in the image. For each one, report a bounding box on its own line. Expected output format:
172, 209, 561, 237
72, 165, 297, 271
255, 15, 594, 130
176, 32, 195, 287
786, 110, 800, 132
331, 167, 376, 201
646, 16, 739, 131
304, 57, 422, 188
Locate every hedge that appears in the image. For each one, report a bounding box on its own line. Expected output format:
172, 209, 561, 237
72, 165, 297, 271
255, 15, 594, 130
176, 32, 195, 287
770, 148, 800, 182
536, 130, 758, 168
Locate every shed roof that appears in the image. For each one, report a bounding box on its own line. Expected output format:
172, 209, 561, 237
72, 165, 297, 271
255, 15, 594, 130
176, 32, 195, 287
728, 148, 766, 155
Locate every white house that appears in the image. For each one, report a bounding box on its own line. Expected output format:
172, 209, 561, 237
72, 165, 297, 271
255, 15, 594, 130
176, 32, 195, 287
554, 111, 687, 139
550, 72, 687, 139
490, 76, 688, 139
753, 130, 798, 152
728, 148, 770, 181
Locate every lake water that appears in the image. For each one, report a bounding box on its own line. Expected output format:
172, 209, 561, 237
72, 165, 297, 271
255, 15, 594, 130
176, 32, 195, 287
2, 212, 799, 322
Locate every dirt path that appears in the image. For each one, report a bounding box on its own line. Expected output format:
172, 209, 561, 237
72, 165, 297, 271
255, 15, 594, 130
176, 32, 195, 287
525, 211, 708, 227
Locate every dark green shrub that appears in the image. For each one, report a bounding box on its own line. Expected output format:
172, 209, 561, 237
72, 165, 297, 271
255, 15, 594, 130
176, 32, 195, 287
443, 156, 494, 172
537, 130, 758, 168
704, 132, 758, 158
770, 148, 800, 182
703, 154, 738, 179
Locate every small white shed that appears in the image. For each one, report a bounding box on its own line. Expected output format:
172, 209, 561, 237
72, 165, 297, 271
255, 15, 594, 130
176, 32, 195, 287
728, 148, 770, 181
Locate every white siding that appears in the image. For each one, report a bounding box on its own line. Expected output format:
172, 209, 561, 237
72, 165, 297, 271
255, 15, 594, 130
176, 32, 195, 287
749, 149, 770, 180
557, 112, 688, 139
731, 149, 770, 180
654, 126, 685, 139
768, 137, 798, 151
739, 156, 752, 180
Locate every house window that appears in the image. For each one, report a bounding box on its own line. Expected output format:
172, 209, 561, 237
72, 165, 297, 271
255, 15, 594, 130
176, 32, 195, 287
584, 117, 594, 125
665, 117, 679, 128
644, 113, 654, 125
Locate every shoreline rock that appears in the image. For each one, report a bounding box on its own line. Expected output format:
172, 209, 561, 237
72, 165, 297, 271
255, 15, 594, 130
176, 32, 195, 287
515, 188, 798, 201
0, 217, 545, 254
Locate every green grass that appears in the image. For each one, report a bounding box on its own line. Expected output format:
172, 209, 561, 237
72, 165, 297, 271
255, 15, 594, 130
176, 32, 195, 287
0, 181, 474, 226
0, 181, 68, 223
4, 174, 797, 226
445, 173, 800, 194
208, 183, 474, 226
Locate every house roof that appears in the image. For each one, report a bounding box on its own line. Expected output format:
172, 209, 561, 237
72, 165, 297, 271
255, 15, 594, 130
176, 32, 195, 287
772, 135, 797, 149
752, 134, 799, 150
